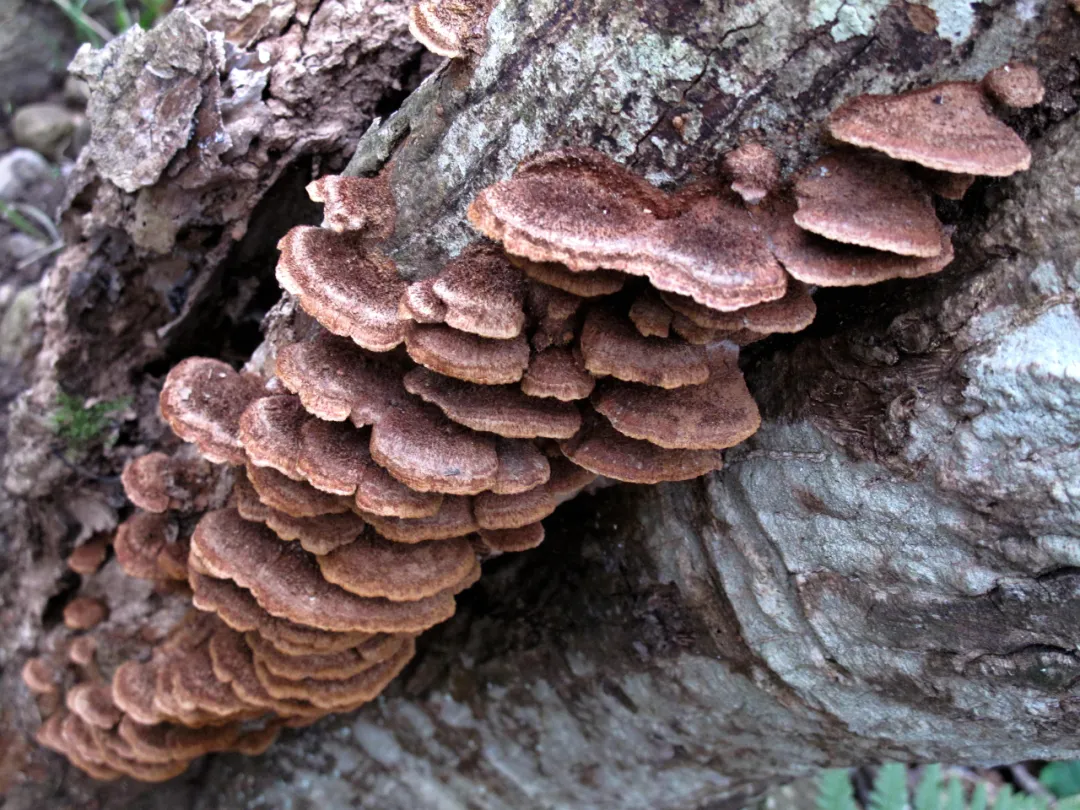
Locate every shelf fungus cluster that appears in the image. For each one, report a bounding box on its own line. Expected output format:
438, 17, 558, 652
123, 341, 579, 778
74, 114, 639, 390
32, 67, 1037, 781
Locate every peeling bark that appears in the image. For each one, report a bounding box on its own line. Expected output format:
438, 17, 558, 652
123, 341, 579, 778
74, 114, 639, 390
2, 0, 1079, 808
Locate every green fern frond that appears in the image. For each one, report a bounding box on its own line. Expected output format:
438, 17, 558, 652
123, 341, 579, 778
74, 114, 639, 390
818, 769, 859, 810
870, 763, 910, 810
969, 782, 989, 810
915, 764, 943, 810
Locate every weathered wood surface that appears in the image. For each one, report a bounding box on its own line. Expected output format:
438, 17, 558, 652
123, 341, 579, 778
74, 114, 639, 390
2, 0, 1078, 807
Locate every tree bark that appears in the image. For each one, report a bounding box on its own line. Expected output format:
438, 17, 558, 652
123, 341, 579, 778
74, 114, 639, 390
2, 0, 1079, 808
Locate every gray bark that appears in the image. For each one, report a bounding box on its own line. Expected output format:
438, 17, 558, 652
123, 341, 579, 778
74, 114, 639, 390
2, 0, 1079, 808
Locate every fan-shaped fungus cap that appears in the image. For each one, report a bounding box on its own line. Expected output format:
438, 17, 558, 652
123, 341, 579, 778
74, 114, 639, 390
64, 597, 108, 630
22, 657, 59, 695
427, 244, 527, 339
121, 451, 212, 513
474, 486, 557, 530
765, 197, 955, 286
112, 661, 165, 726
561, 417, 724, 484
545, 456, 599, 503
981, 63, 1044, 109
479, 523, 545, 553
192, 508, 457, 633
246, 464, 351, 518
917, 168, 976, 201
248, 632, 406, 681
67, 535, 109, 576
277, 227, 407, 352
511, 256, 626, 298
408, 0, 490, 58
160, 358, 266, 465
370, 401, 498, 495
526, 281, 584, 350
236, 474, 365, 555
169, 642, 255, 718
69, 635, 98, 668
66, 683, 123, 729
661, 280, 816, 334
114, 511, 174, 579
580, 306, 708, 388
275, 331, 408, 425
826, 81, 1032, 176
319, 531, 478, 601
793, 153, 944, 257
723, 142, 780, 205
628, 289, 674, 338
307, 174, 395, 237
404, 367, 582, 440
360, 495, 478, 543
470, 149, 788, 312
399, 278, 446, 325
238, 395, 307, 479
252, 638, 415, 710
404, 323, 531, 384
592, 344, 760, 450
521, 347, 595, 401
117, 715, 243, 764
493, 438, 550, 495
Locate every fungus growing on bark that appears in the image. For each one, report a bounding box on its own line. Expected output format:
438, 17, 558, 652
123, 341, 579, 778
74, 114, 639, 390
306, 174, 395, 237
793, 153, 945, 257
826, 81, 1031, 176
69, 636, 98, 668
408, 0, 491, 59
238, 395, 308, 479
981, 63, 1045, 108
277, 227, 407, 352
512, 256, 626, 298
160, 358, 266, 465
67, 535, 109, 576
469, 148, 788, 311
661, 280, 817, 335
121, 450, 214, 513
404, 323, 531, 384
66, 683, 123, 729
22, 657, 59, 695
360, 495, 479, 543
580, 307, 709, 389
113, 511, 174, 579
246, 464, 351, 518
64, 597, 109, 631
479, 523, 546, 553
723, 142, 780, 205
521, 347, 595, 401
492, 437, 551, 494
629, 289, 674, 338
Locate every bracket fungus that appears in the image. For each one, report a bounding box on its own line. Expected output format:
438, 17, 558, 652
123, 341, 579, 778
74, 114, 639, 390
408, 0, 493, 59
41, 67, 1036, 781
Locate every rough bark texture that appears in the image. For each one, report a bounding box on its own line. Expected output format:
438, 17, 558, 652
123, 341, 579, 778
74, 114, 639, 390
2, 0, 1079, 808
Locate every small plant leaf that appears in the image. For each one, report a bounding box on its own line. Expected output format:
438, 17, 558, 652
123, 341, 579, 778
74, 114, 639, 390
970, 783, 989, 810
915, 764, 943, 810
817, 769, 859, 810
1040, 762, 1080, 799
943, 777, 965, 810
870, 763, 910, 810
994, 784, 1015, 810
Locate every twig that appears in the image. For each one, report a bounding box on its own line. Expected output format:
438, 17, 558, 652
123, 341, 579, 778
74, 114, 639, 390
1010, 765, 1054, 801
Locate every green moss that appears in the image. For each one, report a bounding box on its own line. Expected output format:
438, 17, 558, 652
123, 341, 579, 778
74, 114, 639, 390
50, 392, 129, 454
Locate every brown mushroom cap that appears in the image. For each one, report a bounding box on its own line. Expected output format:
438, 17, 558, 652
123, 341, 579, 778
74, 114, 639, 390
251, 638, 415, 710
580, 306, 709, 389
370, 400, 498, 495
238, 395, 307, 479
723, 142, 781, 205
628, 289, 674, 338
68, 636, 98, 668
121, 451, 212, 514
67, 535, 109, 576
408, 0, 485, 58
429, 244, 527, 339
190, 570, 375, 656
493, 437, 551, 495
592, 344, 759, 450
469, 150, 788, 311
306, 174, 395, 237
826, 81, 1032, 176
191, 508, 456, 633
159, 358, 266, 465
260, 507, 366, 556
661, 280, 816, 334
793, 152, 945, 258
916, 168, 976, 201
981, 62, 1045, 109
765, 197, 955, 287
117, 716, 243, 764
526, 281, 584, 350
275, 331, 408, 425
512, 255, 626, 298
66, 684, 123, 730
404, 323, 531, 384
246, 632, 407, 681
277, 226, 407, 352
22, 657, 59, 695
64, 597, 108, 631
521, 347, 595, 401
545, 456, 599, 503
319, 531, 478, 601
166, 642, 254, 719
360, 496, 479, 543
561, 417, 724, 484
112, 661, 166, 726
246, 464, 351, 518
473, 486, 556, 530
479, 523, 545, 553
403, 367, 582, 440
669, 313, 725, 345
294, 417, 443, 518
399, 277, 447, 324
114, 511, 173, 579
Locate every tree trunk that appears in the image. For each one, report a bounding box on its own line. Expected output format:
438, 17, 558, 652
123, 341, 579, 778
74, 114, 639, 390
2, 0, 1079, 808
